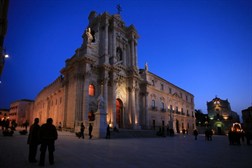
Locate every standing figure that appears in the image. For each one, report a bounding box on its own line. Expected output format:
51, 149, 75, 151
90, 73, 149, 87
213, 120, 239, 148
80, 122, 85, 139
193, 129, 199, 140
39, 118, 58, 166
106, 125, 110, 139
24, 120, 29, 131
88, 123, 93, 139
58, 122, 62, 131
27, 118, 40, 163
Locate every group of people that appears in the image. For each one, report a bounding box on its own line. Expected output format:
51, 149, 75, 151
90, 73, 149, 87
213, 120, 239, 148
27, 118, 58, 166
228, 129, 251, 145
78, 122, 93, 139
205, 129, 213, 141
78, 123, 111, 139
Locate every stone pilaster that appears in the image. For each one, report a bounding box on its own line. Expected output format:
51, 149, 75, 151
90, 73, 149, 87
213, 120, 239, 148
134, 87, 141, 129
75, 72, 84, 122
82, 71, 91, 127
145, 92, 149, 128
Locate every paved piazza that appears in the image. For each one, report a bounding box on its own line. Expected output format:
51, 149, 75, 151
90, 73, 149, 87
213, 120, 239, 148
0, 129, 251, 168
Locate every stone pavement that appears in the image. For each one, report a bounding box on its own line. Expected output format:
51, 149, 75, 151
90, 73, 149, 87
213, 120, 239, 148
0, 128, 251, 168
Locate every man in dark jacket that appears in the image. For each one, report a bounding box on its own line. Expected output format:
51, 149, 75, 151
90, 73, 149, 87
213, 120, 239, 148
89, 123, 93, 139
39, 118, 58, 166
27, 118, 40, 163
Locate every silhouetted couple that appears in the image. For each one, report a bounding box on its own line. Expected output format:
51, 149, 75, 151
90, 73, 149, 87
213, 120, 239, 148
27, 118, 58, 166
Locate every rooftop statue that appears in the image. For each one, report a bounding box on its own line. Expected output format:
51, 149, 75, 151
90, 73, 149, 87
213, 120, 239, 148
85, 27, 93, 44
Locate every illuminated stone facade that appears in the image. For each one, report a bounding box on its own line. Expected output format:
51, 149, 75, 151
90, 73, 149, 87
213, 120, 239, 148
207, 97, 239, 134
32, 11, 195, 136
9, 99, 33, 126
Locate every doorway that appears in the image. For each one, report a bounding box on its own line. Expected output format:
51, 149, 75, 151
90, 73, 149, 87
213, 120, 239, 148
116, 99, 123, 128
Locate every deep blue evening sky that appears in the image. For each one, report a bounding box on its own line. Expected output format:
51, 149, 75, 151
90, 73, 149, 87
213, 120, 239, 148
1, 0, 251, 117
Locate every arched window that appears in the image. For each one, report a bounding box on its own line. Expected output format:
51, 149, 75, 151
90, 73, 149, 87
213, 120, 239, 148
89, 84, 95, 96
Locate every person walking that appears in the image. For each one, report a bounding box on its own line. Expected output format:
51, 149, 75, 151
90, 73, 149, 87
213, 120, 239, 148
80, 122, 85, 139
27, 118, 40, 163
88, 123, 93, 139
58, 122, 62, 131
39, 118, 58, 166
193, 129, 199, 140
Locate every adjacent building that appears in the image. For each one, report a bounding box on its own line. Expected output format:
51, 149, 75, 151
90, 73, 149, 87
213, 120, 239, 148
9, 99, 34, 126
0, 108, 9, 120
207, 97, 239, 134
242, 106, 252, 133
32, 11, 195, 137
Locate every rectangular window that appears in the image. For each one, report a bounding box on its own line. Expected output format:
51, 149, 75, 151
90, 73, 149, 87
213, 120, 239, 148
161, 84, 164, 90
152, 100, 155, 107
169, 88, 172, 94
161, 102, 165, 110
152, 80, 155, 86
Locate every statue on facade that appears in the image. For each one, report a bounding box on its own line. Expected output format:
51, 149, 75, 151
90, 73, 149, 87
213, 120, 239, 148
145, 62, 148, 71
85, 27, 93, 44
97, 95, 105, 110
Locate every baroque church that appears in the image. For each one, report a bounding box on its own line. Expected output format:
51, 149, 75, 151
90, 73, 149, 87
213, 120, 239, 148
32, 11, 195, 137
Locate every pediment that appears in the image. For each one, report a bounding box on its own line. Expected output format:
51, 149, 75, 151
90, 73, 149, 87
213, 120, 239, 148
173, 92, 180, 98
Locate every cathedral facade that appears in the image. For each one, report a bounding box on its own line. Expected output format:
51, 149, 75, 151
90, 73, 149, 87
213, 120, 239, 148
207, 97, 239, 134
32, 11, 195, 136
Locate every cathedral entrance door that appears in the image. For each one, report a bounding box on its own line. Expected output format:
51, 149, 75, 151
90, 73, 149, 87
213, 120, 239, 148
116, 99, 123, 128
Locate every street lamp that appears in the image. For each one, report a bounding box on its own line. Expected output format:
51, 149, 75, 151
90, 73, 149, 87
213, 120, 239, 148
0, 47, 9, 83
1, 47, 9, 61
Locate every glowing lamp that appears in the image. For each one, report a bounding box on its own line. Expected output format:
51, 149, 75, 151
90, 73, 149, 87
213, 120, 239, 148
223, 116, 228, 120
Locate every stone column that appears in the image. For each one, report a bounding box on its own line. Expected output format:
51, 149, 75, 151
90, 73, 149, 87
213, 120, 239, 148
63, 78, 69, 128
127, 87, 133, 127
104, 21, 109, 64
111, 78, 117, 128
103, 73, 109, 116
134, 86, 140, 129
130, 39, 134, 66
112, 29, 116, 63
134, 40, 138, 67
75, 72, 84, 122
